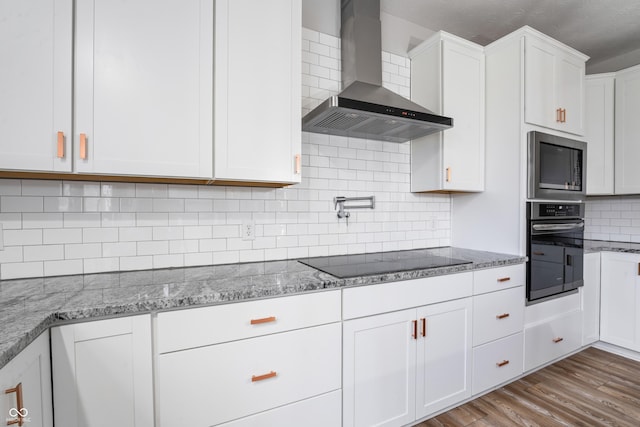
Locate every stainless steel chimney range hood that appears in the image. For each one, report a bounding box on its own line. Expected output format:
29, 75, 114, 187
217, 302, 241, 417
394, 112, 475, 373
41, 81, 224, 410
302, 0, 453, 143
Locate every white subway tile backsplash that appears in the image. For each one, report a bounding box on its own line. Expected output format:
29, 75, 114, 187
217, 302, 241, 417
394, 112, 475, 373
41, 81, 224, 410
83, 228, 119, 243
153, 226, 183, 241
153, 254, 184, 269
62, 181, 101, 197
64, 213, 101, 228
24, 245, 64, 262
137, 241, 169, 256
0, 247, 23, 263
136, 213, 169, 227
120, 198, 153, 213
43, 228, 82, 245
84, 257, 119, 274
2, 262, 43, 280
2, 196, 43, 213
44, 259, 83, 277
103, 242, 137, 257
65, 243, 102, 260
120, 255, 153, 271
0, 179, 22, 196
4, 229, 42, 246
21, 180, 62, 196
101, 183, 135, 197
23, 213, 63, 229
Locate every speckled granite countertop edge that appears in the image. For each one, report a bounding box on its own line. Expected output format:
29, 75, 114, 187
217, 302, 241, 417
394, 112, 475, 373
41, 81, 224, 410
0, 247, 526, 370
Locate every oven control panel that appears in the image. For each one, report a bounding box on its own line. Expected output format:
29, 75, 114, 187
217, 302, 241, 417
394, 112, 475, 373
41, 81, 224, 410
531, 202, 584, 219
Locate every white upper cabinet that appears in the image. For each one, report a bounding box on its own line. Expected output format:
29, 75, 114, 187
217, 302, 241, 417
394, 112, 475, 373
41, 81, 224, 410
585, 74, 615, 195
0, 0, 72, 173
74, 0, 213, 178
614, 64, 640, 194
214, 0, 302, 185
410, 32, 485, 192
524, 31, 587, 136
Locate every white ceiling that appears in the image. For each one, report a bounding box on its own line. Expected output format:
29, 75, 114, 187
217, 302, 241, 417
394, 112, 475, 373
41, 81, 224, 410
381, 0, 640, 73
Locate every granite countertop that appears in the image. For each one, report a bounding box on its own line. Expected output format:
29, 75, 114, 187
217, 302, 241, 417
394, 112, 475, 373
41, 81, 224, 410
584, 239, 640, 254
0, 246, 525, 370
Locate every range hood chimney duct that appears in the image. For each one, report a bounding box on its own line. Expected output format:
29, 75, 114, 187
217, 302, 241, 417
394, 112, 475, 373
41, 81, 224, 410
301, 0, 453, 143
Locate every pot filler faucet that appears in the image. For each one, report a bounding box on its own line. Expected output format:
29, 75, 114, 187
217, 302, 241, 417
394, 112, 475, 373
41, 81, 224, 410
333, 196, 375, 225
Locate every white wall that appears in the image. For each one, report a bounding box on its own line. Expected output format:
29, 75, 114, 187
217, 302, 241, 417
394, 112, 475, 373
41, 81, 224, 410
0, 29, 451, 280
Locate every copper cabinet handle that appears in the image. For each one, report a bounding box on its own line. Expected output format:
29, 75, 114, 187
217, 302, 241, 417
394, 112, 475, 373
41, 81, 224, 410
80, 133, 87, 159
250, 316, 276, 325
251, 371, 277, 382
446, 167, 451, 182
556, 108, 562, 123
294, 154, 301, 174
562, 108, 567, 123
496, 313, 510, 320
553, 337, 564, 343
496, 360, 510, 368
497, 277, 511, 283
412, 320, 418, 340
5, 382, 25, 426
421, 318, 426, 337
533, 251, 545, 256
57, 131, 65, 158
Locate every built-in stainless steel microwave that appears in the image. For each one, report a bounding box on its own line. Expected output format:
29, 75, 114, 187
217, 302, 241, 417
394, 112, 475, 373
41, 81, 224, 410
527, 131, 587, 201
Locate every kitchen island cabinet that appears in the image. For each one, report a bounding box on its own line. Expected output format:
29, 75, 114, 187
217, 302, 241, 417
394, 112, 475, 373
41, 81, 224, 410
342, 273, 472, 427
409, 32, 485, 193
51, 315, 154, 427
0, 331, 53, 427
0, 0, 72, 174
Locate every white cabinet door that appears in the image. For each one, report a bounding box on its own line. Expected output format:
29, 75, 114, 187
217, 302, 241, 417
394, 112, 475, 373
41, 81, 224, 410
0, 332, 53, 427
600, 252, 640, 350
415, 297, 472, 419
0, 0, 72, 173
410, 32, 484, 192
74, 0, 213, 178
343, 309, 416, 427
214, 0, 301, 184
585, 74, 615, 195
524, 35, 586, 136
615, 65, 640, 194
582, 252, 601, 345
51, 315, 154, 427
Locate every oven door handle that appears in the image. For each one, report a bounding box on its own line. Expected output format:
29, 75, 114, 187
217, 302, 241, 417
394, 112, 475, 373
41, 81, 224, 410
531, 221, 584, 233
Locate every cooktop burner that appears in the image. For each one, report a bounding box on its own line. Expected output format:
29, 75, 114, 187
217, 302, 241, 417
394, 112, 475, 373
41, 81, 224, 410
298, 250, 472, 278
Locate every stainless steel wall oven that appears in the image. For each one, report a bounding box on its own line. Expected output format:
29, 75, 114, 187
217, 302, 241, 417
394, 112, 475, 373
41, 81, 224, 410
526, 202, 585, 304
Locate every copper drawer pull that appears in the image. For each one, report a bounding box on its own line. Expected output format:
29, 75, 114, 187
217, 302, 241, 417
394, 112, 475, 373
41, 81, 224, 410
57, 131, 65, 158
496, 360, 510, 368
421, 318, 426, 337
446, 167, 451, 182
250, 316, 276, 325
80, 133, 87, 159
497, 277, 511, 282
533, 251, 545, 256
553, 337, 564, 343
496, 313, 510, 319
251, 371, 277, 382
412, 320, 418, 340
5, 382, 25, 426
556, 108, 562, 123
294, 154, 301, 174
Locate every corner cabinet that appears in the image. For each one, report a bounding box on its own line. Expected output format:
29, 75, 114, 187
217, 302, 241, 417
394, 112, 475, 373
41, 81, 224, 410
409, 32, 485, 192
51, 315, 154, 427
585, 74, 615, 195
0, 332, 53, 427
213, 0, 302, 185
0, 0, 72, 173
524, 29, 587, 136
614, 64, 640, 194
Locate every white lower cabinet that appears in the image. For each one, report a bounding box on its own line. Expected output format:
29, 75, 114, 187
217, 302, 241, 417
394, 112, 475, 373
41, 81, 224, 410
156, 290, 342, 427
51, 315, 154, 427
524, 309, 582, 372
343, 297, 472, 427
157, 323, 341, 426
216, 390, 341, 427
0, 331, 53, 427
472, 332, 524, 395
600, 251, 640, 350
582, 252, 601, 345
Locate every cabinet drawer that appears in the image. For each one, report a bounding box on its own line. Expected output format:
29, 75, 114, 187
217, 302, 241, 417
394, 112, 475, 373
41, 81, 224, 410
524, 310, 581, 372
530, 244, 564, 262
472, 332, 523, 395
157, 290, 340, 353
473, 286, 525, 346
343, 272, 472, 320
217, 390, 341, 427
473, 264, 525, 295
157, 323, 341, 426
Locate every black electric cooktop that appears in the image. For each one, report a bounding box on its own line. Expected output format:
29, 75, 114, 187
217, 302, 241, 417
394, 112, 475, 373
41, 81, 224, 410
298, 250, 472, 279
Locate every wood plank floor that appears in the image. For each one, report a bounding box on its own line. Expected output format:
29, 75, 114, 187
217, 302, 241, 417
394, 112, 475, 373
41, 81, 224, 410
415, 347, 640, 427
